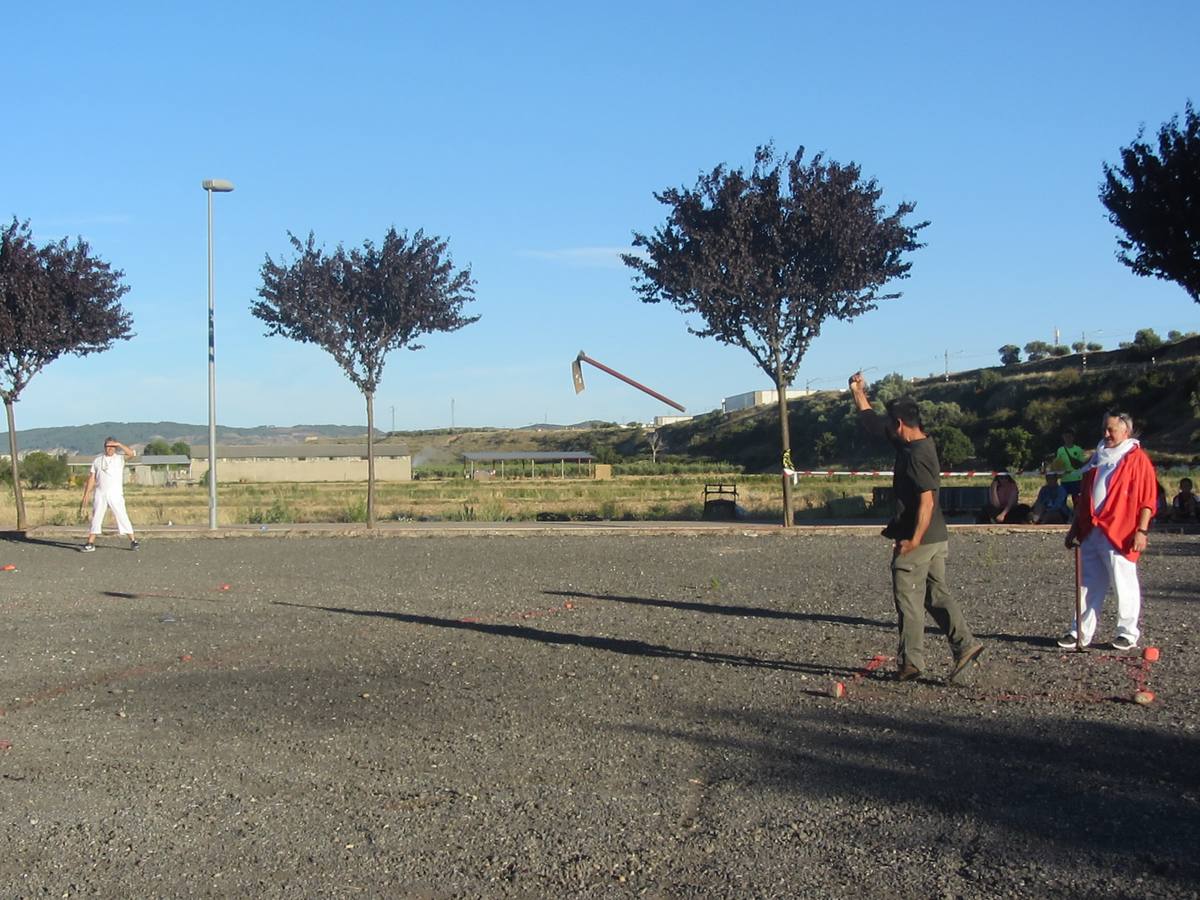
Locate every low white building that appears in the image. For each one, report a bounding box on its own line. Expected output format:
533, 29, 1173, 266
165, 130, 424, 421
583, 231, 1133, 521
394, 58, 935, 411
66, 454, 191, 487
190, 444, 412, 483
722, 388, 814, 413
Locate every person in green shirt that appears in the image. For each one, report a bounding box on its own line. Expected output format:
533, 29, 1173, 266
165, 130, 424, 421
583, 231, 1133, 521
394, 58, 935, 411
1052, 428, 1091, 507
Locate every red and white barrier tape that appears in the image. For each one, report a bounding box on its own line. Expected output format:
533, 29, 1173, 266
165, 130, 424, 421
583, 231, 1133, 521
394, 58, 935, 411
783, 469, 1038, 479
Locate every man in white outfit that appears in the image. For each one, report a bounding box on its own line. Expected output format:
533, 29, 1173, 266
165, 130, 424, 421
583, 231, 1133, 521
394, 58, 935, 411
79, 437, 139, 552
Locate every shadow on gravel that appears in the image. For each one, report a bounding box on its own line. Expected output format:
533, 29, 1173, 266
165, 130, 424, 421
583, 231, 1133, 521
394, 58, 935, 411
974, 632, 1060, 649
100, 590, 223, 604
0, 531, 81, 551
275, 601, 863, 676
627, 707, 1200, 885
542, 589, 894, 630
1151, 540, 1200, 558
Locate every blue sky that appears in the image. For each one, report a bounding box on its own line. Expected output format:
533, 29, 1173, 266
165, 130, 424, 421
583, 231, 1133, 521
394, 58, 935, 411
4, 1, 1197, 432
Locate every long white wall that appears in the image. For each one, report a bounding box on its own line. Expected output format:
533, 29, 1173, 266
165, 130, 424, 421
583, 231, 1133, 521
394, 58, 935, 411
190, 457, 412, 483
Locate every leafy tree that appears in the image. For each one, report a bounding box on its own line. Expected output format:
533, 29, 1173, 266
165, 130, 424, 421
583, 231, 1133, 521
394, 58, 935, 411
998, 344, 1021, 366
872, 372, 913, 405
1024, 340, 1053, 362
1086, 342, 1103, 352
624, 145, 926, 525
929, 425, 973, 468
0, 219, 132, 529
169, 440, 191, 457
813, 431, 837, 465
1132, 328, 1163, 351
21, 451, 68, 488
1071, 340, 1086, 353
1100, 101, 1200, 302
984, 426, 1033, 472
143, 438, 171, 456
254, 228, 477, 526
1050, 345, 1070, 357
918, 400, 963, 429
589, 441, 618, 465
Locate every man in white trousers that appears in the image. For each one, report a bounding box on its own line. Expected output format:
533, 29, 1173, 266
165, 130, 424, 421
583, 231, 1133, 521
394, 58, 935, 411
79, 437, 139, 552
1056, 412, 1157, 650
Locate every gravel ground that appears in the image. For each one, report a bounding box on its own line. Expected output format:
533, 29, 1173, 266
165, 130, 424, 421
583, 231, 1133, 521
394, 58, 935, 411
0, 529, 1197, 898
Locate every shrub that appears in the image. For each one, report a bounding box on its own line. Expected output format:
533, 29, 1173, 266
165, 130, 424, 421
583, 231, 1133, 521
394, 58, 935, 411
1051, 369, 1081, 389
977, 369, 1002, 391
247, 498, 296, 524
1024, 397, 1071, 436
336, 498, 368, 523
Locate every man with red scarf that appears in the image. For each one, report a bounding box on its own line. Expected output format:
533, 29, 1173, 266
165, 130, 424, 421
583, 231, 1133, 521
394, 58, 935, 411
1056, 412, 1157, 651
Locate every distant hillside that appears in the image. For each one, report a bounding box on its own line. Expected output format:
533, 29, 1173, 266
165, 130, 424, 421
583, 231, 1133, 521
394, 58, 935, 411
1, 422, 379, 454
2, 419, 631, 459
654, 335, 1200, 472
6, 340, 1197, 470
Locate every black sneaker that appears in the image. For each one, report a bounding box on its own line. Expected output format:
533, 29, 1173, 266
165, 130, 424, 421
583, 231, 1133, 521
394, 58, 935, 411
81, 544, 96, 553
949, 643, 985, 684
130, 539, 140, 550
1111, 635, 1138, 651
1056, 632, 1088, 649
897, 663, 921, 682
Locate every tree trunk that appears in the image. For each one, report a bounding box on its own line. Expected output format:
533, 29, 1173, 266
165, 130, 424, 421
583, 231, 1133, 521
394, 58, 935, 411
776, 376, 793, 528
5, 398, 27, 531
365, 391, 376, 528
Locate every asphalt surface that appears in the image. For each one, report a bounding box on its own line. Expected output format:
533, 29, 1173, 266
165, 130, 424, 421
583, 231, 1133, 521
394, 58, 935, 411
1, 528, 1197, 898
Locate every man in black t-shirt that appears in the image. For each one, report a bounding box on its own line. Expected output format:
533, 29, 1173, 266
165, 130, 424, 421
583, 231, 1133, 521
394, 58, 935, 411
849, 372, 984, 684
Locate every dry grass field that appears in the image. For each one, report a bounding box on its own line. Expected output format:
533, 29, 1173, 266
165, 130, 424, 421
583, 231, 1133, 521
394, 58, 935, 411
5, 469, 1169, 528
3, 475, 787, 527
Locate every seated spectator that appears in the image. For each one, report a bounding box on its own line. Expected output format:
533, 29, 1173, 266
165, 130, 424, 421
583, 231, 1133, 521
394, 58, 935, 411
1171, 478, 1198, 523
1030, 471, 1071, 524
978, 473, 1029, 523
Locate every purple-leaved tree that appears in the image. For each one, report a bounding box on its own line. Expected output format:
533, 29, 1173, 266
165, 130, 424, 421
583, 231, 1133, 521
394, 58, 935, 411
253, 228, 477, 527
623, 145, 926, 525
0, 219, 132, 530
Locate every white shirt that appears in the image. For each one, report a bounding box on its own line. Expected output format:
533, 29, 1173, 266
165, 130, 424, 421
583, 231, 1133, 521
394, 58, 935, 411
91, 453, 126, 494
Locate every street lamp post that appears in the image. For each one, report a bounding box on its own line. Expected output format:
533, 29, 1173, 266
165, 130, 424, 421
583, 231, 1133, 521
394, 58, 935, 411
202, 179, 234, 530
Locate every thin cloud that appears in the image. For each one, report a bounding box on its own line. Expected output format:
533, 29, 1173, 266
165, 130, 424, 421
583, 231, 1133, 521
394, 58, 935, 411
520, 246, 644, 268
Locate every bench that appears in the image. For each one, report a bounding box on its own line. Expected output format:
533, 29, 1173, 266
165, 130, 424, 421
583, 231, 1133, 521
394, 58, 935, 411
702, 483, 738, 520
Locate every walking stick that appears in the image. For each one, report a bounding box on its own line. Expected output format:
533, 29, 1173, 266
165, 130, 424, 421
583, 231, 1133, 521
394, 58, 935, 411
1074, 543, 1084, 652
